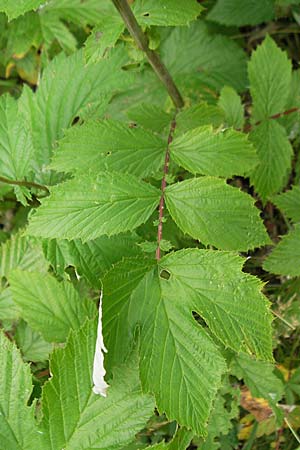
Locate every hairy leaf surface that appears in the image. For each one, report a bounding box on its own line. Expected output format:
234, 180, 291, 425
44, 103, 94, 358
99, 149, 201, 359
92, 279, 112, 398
43, 234, 141, 288
165, 177, 270, 251
0, 0, 41, 20
207, 0, 275, 26
0, 332, 41, 449
161, 21, 248, 92
248, 36, 292, 121
103, 250, 272, 434
263, 224, 300, 276
175, 104, 224, 134
170, 126, 257, 177
21, 50, 130, 184
26, 172, 160, 241
9, 270, 96, 342
273, 185, 300, 223
0, 93, 35, 201
40, 320, 154, 450
0, 232, 48, 278
218, 86, 244, 129
249, 121, 293, 201
132, 0, 203, 26
51, 120, 166, 177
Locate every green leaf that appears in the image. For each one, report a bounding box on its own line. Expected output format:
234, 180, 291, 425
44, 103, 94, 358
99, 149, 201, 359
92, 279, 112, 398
9, 270, 96, 342
165, 177, 270, 251
21, 49, 131, 183
273, 185, 300, 223
134, 267, 226, 436
158, 250, 273, 360
84, 14, 124, 62
230, 352, 284, 423
26, 172, 160, 241
145, 428, 193, 449
263, 224, 300, 276
199, 379, 240, 449
218, 86, 245, 129
0, 331, 41, 449
103, 250, 272, 434
249, 121, 293, 201
170, 126, 257, 177
132, 0, 203, 26
248, 36, 292, 121
103, 257, 156, 370
175, 104, 224, 135
0, 94, 34, 201
127, 104, 172, 133
40, 320, 154, 450
0, 232, 48, 279
43, 233, 141, 288
167, 428, 194, 450
161, 21, 248, 92
0, 287, 19, 320
51, 120, 166, 177
42, 0, 106, 26
39, 11, 77, 53
15, 320, 53, 362
207, 0, 275, 26
0, 0, 41, 20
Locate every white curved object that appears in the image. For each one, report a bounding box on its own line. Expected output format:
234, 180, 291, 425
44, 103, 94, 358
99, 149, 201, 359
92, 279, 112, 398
92, 291, 109, 397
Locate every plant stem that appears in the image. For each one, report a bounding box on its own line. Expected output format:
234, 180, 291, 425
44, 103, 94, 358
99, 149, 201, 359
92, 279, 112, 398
111, 0, 184, 109
244, 107, 300, 132
156, 116, 177, 260
0, 175, 49, 194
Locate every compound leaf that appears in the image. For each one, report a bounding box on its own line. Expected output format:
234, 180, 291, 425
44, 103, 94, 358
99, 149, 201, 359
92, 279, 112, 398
40, 320, 154, 450
165, 177, 270, 251
170, 126, 257, 177
9, 270, 96, 342
0, 331, 41, 449
26, 172, 160, 241
51, 120, 166, 178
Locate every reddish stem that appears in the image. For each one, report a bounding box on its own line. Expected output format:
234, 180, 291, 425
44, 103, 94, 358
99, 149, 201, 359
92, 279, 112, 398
244, 106, 300, 132
156, 117, 177, 260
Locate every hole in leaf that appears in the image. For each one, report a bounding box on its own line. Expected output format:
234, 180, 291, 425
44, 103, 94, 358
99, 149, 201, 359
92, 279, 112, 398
159, 269, 171, 280
142, 12, 150, 17
106, 151, 112, 156
192, 311, 208, 328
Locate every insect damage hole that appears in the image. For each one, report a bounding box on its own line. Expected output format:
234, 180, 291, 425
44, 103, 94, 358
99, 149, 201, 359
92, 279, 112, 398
159, 269, 171, 280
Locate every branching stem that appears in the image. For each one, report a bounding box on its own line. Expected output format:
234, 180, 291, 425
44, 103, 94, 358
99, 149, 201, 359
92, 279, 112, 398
0, 176, 49, 194
156, 117, 177, 260
111, 0, 184, 109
